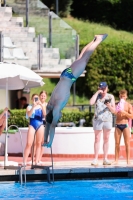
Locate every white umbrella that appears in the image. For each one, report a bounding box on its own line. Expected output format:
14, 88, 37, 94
0, 62, 45, 166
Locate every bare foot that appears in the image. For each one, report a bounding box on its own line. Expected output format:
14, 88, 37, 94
42, 141, 48, 147
127, 161, 132, 165
94, 34, 108, 42
112, 160, 118, 165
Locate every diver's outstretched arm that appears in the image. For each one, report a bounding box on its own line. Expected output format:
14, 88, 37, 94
44, 122, 50, 142
43, 105, 53, 144
45, 123, 56, 148
43, 106, 62, 148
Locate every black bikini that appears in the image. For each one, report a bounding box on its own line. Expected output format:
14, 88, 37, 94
115, 124, 128, 131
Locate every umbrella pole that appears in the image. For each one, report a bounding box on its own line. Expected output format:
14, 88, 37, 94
4, 78, 8, 166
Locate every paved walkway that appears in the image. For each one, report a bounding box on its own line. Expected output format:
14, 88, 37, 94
0, 155, 132, 167
0, 156, 133, 174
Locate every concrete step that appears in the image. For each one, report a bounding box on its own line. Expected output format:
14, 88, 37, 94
3, 32, 35, 38
2, 59, 33, 69
0, 27, 22, 33
3, 32, 29, 37
10, 17, 24, 27
0, 21, 15, 27
42, 59, 59, 65
15, 41, 37, 46
41, 64, 66, 72
43, 48, 56, 53
11, 37, 35, 43
59, 59, 72, 66
0, 28, 35, 34
0, 7, 12, 13
0, 7, 12, 21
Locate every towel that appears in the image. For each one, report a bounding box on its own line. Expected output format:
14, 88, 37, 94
116, 99, 125, 112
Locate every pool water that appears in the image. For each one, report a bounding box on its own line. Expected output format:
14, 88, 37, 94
0, 179, 133, 200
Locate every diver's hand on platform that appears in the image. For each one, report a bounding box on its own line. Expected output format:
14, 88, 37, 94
42, 141, 52, 148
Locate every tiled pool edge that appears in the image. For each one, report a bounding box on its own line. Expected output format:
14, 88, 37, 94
0, 166, 133, 182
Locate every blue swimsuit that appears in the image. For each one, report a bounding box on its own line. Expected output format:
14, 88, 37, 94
60, 67, 76, 82
29, 108, 44, 131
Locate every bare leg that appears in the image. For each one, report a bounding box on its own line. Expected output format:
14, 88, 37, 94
112, 128, 122, 165
43, 106, 62, 148
39, 147, 44, 163
29, 137, 36, 165
103, 129, 111, 160
35, 125, 44, 164
39, 133, 45, 162
0, 117, 6, 135
71, 34, 108, 78
94, 130, 102, 159
77, 34, 107, 60
123, 127, 130, 164
24, 126, 35, 164
77, 41, 94, 60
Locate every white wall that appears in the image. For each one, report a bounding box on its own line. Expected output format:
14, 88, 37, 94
0, 90, 7, 109
0, 90, 12, 109
0, 127, 126, 155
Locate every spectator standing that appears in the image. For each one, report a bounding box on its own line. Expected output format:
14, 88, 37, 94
113, 90, 133, 165
90, 82, 115, 166
20, 96, 29, 109
31, 91, 48, 165
23, 94, 46, 165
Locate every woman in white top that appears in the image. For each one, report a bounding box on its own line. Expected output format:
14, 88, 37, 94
90, 82, 115, 166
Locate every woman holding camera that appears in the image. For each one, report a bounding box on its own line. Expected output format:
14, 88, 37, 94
90, 82, 115, 166
23, 94, 46, 166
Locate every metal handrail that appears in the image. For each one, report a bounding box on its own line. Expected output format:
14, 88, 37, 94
31, 130, 54, 184
4, 125, 26, 184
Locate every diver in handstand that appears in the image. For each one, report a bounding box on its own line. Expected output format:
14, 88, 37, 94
43, 34, 108, 148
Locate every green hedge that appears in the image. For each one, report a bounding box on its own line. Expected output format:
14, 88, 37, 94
76, 42, 133, 99
0, 110, 29, 128
60, 111, 94, 126
0, 109, 94, 127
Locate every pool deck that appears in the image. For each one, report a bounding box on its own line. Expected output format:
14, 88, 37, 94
0, 156, 133, 182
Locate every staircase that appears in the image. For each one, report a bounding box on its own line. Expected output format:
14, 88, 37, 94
0, 6, 70, 77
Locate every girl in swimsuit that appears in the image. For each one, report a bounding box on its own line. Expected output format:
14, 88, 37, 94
113, 89, 133, 165
43, 34, 108, 148
23, 94, 46, 166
